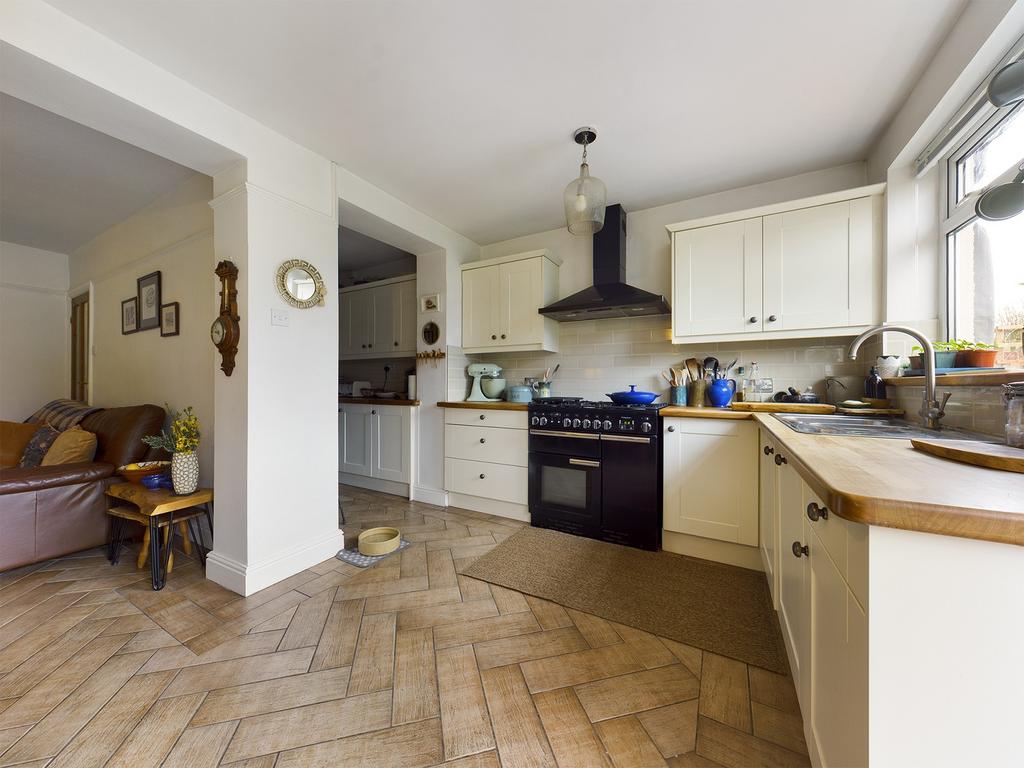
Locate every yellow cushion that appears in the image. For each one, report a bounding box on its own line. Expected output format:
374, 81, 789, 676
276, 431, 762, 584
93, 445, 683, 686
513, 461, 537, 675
41, 426, 98, 466
0, 421, 39, 468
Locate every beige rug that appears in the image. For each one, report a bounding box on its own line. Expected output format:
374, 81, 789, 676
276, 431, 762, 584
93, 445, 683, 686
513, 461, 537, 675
464, 526, 789, 673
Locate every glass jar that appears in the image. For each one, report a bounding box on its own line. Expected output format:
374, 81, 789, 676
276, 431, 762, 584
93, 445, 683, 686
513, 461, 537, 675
1004, 383, 1024, 448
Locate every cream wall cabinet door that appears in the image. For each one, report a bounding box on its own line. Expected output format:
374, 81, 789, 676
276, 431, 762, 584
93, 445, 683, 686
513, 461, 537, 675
662, 417, 758, 546
338, 405, 372, 477
762, 196, 879, 332
339, 276, 417, 360
758, 432, 779, 607
672, 218, 762, 338
461, 250, 559, 354
667, 184, 884, 344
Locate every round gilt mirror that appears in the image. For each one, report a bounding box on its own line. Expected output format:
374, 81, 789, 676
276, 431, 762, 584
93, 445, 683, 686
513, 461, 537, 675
421, 321, 440, 345
276, 259, 326, 309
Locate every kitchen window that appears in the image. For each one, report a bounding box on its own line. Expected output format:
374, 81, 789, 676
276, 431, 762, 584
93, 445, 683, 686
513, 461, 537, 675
942, 102, 1024, 368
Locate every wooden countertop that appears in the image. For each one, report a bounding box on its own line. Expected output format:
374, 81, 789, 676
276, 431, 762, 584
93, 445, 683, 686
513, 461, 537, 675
755, 414, 1024, 546
339, 397, 420, 406
437, 400, 529, 411
660, 403, 834, 419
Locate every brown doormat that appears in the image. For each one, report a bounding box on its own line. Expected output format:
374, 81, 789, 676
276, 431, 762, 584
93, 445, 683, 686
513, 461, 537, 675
463, 526, 789, 673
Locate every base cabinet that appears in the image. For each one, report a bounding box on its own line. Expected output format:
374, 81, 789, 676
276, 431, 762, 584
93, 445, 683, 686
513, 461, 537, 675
339, 403, 414, 496
765, 429, 868, 768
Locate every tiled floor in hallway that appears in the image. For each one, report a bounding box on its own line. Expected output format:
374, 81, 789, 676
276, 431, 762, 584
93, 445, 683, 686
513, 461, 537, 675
0, 486, 809, 767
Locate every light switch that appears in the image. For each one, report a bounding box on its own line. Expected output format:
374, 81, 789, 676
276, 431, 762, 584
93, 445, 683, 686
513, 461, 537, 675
271, 308, 290, 327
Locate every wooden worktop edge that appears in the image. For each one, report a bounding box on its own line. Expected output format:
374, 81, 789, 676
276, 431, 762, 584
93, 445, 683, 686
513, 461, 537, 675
339, 397, 420, 406
437, 401, 529, 411
753, 414, 1024, 547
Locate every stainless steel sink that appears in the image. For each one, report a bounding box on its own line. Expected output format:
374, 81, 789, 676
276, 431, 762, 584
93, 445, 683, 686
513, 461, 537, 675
774, 414, 993, 441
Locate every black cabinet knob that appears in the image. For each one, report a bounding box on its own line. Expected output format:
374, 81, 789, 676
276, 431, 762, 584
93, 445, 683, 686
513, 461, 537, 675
667, 426, 675, 432
394, 342, 399, 346
479, 473, 485, 479
768, 314, 778, 322
371, 409, 377, 415
763, 445, 774, 456
806, 502, 829, 522
792, 541, 809, 558
501, 334, 506, 339
749, 316, 758, 324
479, 415, 486, 420
491, 334, 497, 340
479, 438, 486, 444
775, 454, 787, 465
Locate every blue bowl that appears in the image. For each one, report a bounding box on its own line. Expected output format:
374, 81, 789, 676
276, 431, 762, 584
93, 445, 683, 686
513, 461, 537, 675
606, 385, 658, 405
141, 473, 173, 490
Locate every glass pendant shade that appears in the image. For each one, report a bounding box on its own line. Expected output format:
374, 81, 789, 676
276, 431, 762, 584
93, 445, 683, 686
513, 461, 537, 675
564, 162, 606, 235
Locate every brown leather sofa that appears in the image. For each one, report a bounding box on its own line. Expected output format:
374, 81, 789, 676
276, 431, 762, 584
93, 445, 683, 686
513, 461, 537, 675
0, 404, 165, 571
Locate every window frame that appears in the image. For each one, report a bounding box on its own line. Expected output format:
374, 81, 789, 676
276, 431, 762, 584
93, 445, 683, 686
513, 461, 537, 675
939, 101, 1024, 342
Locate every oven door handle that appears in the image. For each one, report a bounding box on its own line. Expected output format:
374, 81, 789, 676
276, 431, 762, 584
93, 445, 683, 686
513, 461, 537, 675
601, 434, 653, 444
568, 458, 600, 467
529, 429, 600, 440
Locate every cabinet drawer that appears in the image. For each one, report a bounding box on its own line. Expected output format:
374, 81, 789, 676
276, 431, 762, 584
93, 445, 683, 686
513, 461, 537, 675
445, 424, 527, 467
445, 458, 527, 504
444, 408, 527, 430
804, 486, 847, 577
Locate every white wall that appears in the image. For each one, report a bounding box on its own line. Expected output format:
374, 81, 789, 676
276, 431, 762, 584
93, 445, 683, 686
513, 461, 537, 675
0, 241, 69, 419
69, 172, 216, 481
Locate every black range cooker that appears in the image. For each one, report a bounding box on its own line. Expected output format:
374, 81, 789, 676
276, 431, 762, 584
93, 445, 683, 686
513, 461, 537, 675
528, 398, 665, 550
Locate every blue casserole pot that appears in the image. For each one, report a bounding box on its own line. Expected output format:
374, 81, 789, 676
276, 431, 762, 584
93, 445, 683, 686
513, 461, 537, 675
606, 385, 658, 405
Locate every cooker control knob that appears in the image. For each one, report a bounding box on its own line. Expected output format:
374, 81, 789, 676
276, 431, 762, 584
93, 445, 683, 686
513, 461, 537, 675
572, 418, 581, 428
539, 417, 548, 426
640, 421, 653, 433
582, 419, 591, 429
602, 419, 613, 431
592, 420, 602, 430
563, 418, 572, 428
531, 416, 540, 426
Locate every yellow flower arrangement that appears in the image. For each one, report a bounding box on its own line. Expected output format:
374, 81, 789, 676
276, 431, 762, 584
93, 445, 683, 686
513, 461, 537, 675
143, 405, 201, 454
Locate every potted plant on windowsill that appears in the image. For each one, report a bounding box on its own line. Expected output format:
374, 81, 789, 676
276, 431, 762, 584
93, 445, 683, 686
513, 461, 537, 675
953, 340, 999, 368
910, 341, 958, 370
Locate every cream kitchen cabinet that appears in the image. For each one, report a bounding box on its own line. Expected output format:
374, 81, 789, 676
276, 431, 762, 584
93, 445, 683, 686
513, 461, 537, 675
662, 417, 758, 546
443, 407, 529, 521
667, 184, 884, 344
338, 403, 416, 497
766, 431, 868, 768
759, 431, 780, 607
461, 250, 560, 354
339, 275, 416, 360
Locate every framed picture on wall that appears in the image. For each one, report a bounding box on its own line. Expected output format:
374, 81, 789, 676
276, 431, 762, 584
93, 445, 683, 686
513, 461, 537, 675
137, 271, 162, 331
160, 302, 180, 337
121, 297, 138, 334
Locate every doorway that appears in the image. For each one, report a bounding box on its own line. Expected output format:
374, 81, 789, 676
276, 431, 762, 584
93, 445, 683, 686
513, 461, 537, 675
70, 291, 89, 402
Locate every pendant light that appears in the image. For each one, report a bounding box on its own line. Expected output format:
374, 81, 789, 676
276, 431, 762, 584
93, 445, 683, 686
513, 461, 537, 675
975, 59, 1024, 221
564, 127, 606, 235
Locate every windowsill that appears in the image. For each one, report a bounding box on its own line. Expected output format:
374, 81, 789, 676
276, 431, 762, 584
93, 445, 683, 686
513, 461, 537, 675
884, 370, 1024, 387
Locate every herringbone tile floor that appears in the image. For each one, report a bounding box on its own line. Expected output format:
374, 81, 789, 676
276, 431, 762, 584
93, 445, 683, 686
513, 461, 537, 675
0, 486, 809, 767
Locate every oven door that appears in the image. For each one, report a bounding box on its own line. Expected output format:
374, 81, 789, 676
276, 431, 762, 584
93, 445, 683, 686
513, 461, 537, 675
528, 431, 602, 539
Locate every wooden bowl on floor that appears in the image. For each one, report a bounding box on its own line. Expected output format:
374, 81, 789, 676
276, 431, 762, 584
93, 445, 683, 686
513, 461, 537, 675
117, 461, 170, 484
358, 526, 401, 556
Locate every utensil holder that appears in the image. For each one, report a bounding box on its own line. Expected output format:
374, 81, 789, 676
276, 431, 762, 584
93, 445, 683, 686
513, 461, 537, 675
687, 380, 707, 407
670, 386, 686, 405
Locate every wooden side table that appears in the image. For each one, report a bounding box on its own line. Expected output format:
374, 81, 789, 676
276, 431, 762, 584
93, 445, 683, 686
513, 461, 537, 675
106, 483, 214, 590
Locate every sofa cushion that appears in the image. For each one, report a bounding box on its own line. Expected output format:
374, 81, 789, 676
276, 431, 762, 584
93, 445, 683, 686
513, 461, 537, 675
25, 399, 103, 430
19, 424, 61, 468
0, 421, 38, 468
81, 405, 165, 468
41, 426, 98, 466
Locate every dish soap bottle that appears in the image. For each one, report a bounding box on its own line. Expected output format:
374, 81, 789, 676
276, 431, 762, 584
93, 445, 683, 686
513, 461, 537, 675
744, 362, 760, 403
864, 366, 886, 400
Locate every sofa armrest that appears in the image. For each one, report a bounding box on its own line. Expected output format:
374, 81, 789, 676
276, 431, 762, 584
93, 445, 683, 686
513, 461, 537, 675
0, 462, 115, 495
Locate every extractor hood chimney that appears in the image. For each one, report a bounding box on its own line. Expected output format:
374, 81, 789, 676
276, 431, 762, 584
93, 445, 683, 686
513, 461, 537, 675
538, 204, 671, 322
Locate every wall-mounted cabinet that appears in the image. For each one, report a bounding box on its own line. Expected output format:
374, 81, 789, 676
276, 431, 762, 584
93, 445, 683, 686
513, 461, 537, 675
340, 275, 416, 359
461, 250, 560, 354
667, 184, 885, 344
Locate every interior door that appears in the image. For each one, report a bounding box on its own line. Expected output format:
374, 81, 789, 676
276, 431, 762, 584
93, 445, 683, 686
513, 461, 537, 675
372, 407, 410, 483
672, 218, 762, 338
762, 200, 855, 331
498, 258, 542, 346
339, 405, 372, 476
70, 292, 89, 401
462, 265, 499, 348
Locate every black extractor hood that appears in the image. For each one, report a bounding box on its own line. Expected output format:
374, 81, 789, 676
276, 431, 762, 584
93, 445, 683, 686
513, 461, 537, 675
539, 204, 670, 322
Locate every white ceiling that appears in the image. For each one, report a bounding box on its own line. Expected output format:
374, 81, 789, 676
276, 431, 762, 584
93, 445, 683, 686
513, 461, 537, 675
338, 226, 414, 272
45, 0, 965, 245
0, 94, 196, 254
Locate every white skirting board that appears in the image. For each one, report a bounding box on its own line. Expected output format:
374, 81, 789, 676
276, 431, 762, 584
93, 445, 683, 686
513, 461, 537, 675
206, 527, 343, 596
446, 491, 530, 523
411, 485, 448, 507
661, 529, 764, 571
338, 472, 409, 499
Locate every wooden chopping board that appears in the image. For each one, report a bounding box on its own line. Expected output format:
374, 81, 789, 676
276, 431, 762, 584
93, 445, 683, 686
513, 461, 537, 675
911, 439, 1024, 473
837, 407, 904, 416
730, 402, 836, 414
